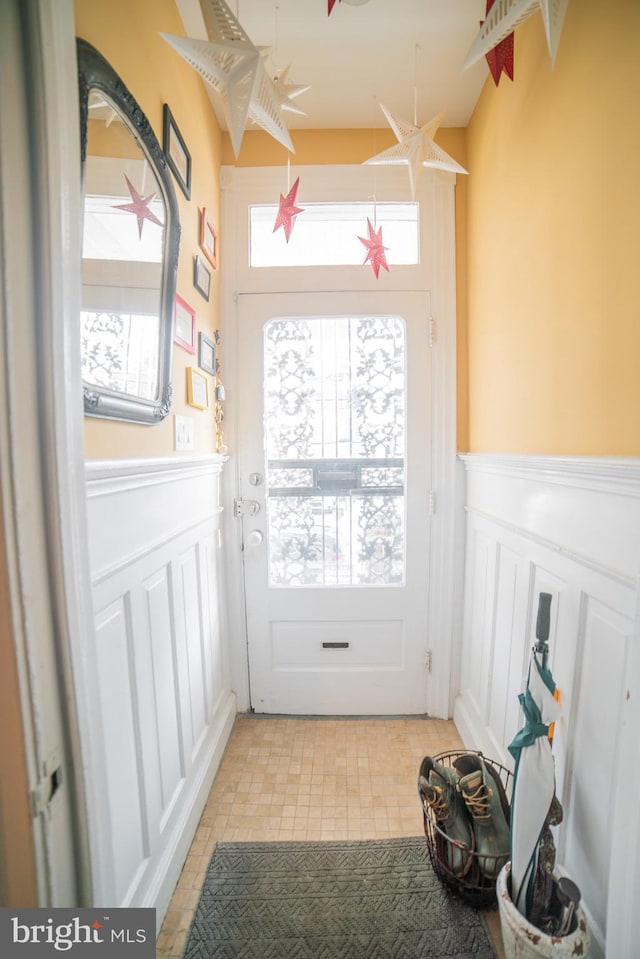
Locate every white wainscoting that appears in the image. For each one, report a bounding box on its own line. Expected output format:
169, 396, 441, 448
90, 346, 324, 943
454, 454, 640, 959
84, 455, 235, 930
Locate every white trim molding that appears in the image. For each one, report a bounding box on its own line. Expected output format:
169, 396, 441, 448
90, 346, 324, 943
460, 451, 640, 494
86, 453, 228, 491
455, 452, 640, 958
83, 454, 235, 931
460, 453, 640, 581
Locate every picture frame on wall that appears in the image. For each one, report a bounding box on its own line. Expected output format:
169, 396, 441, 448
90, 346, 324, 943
193, 255, 212, 301
173, 294, 196, 353
198, 332, 216, 375
162, 104, 191, 200
186, 366, 208, 410
200, 208, 218, 269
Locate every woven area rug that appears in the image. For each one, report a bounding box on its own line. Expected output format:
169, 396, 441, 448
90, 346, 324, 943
182, 837, 496, 958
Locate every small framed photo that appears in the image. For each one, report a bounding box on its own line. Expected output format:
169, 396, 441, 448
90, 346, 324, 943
198, 332, 216, 375
173, 294, 196, 353
163, 104, 191, 200
200, 208, 218, 269
186, 366, 208, 410
193, 255, 212, 301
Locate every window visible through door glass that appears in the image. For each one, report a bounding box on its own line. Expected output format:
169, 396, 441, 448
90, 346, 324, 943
264, 315, 406, 587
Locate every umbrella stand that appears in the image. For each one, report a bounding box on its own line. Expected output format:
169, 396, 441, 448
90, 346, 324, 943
497, 863, 591, 959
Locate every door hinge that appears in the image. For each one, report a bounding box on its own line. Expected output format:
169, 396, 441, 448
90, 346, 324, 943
428, 317, 435, 348
428, 490, 436, 515
424, 650, 432, 672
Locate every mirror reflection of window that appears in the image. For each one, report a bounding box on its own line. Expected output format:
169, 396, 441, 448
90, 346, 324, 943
81, 311, 160, 399
81, 91, 165, 402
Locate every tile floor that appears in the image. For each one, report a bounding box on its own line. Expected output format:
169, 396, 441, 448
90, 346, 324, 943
157, 715, 504, 958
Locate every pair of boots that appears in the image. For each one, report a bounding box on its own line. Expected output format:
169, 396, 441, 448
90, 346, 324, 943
418, 753, 510, 881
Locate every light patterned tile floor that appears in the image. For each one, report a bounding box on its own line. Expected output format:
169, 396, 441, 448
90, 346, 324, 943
157, 715, 504, 959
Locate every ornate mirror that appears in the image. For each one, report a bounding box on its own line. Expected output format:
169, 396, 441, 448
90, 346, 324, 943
77, 39, 180, 423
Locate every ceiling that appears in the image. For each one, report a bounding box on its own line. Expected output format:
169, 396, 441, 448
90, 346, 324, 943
175, 0, 490, 133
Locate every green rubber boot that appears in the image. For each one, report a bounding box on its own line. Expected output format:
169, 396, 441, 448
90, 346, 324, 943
454, 754, 510, 880
418, 756, 474, 878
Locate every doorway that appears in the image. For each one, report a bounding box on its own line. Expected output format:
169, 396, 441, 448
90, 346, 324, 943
236, 291, 432, 714
221, 162, 460, 721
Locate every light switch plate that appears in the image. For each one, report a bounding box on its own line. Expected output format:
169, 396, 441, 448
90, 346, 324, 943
174, 414, 194, 451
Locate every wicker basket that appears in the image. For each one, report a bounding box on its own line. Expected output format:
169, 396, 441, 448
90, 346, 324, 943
419, 749, 512, 909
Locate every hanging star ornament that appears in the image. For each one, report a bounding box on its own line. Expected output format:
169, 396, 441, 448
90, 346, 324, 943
273, 176, 304, 242
483, 0, 514, 85
160, 0, 294, 158
113, 175, 163, 239
462, 0, 568, 71
358, 218, 389, 279
272, 65, 311, 116
364, 105, 468, 201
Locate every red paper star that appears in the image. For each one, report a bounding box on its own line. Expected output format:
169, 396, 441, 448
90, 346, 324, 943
358, 218, 389, 279
113, 175, 163, 239
273, 176, 304, 243
483, 0, 514, 86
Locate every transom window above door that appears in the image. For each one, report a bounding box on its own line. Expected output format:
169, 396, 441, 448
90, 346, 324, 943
250, 202, 419, 267
264, 314, 406, 587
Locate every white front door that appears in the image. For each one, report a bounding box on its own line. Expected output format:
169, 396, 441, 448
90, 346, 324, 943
237, 290, 432, 714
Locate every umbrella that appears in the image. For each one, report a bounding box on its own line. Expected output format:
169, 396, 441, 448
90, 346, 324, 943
507, 592, 562, 920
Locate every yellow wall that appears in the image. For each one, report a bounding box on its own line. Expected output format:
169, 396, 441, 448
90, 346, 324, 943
75, 0, 640, 459
75, 0, 223, 458
220, 125, 465, 168
74, 0, 470, 456
465, 0, 640, 455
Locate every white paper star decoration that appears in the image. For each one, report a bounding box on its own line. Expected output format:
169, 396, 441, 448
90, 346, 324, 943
463, 0, 569, 70
364, 105, 468, 200
161, 0, 294, 157
273, 65, 311, 117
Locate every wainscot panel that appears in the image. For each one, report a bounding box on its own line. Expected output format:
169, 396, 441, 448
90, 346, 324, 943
84, 455, 235, 931
455, 454, 640, 959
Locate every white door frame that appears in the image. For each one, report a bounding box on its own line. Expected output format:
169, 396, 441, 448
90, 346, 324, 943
0, 0, 95, 904
220, 163, 461, 719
